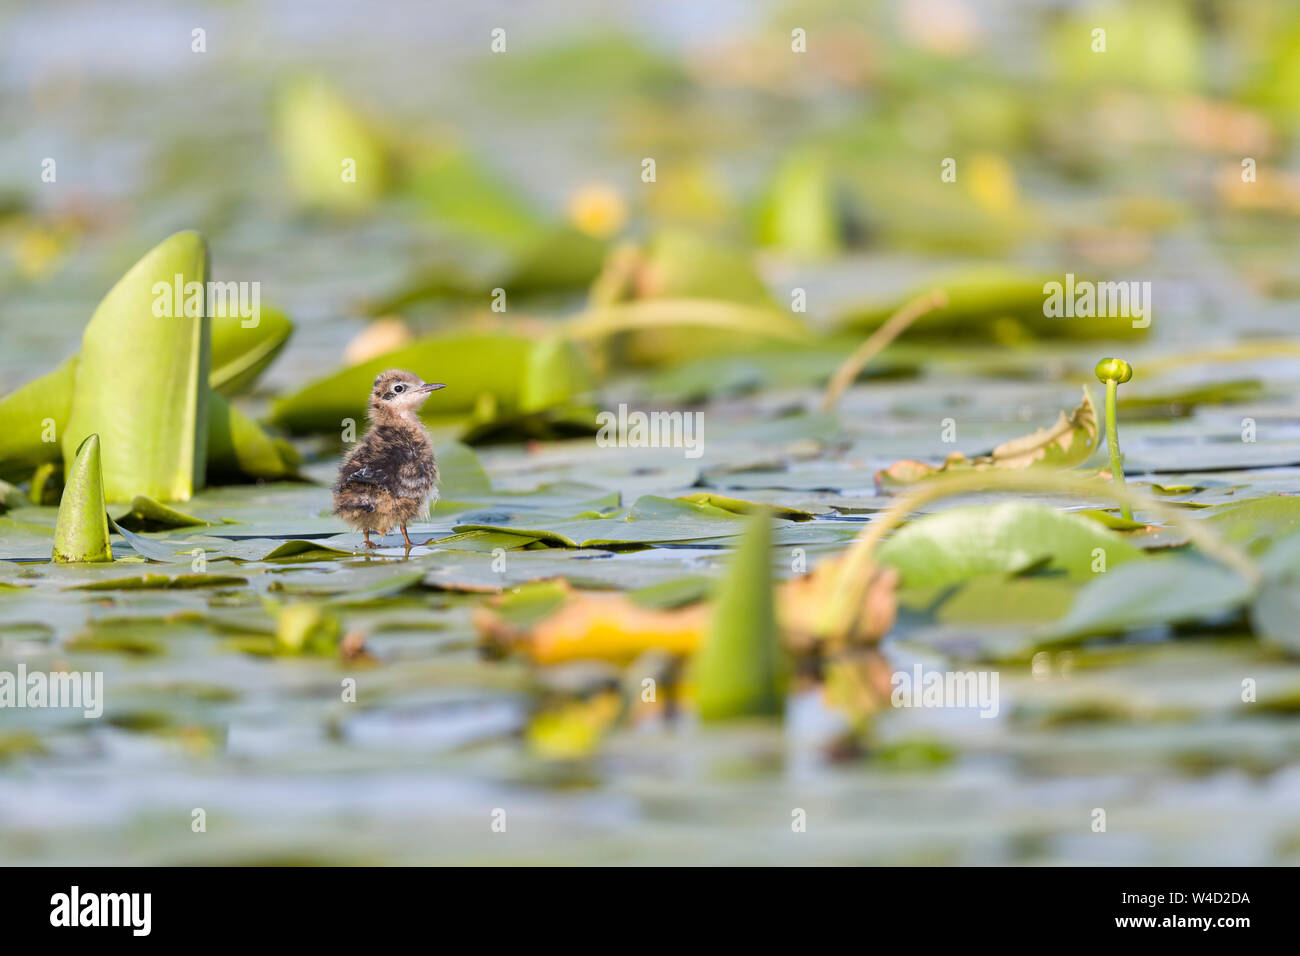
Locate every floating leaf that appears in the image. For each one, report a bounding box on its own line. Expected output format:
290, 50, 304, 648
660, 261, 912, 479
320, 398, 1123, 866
261, 539, 363, 560
62, 231, 210, 502
435, 441, 493, 500
72, 573, 247, 591
675, 492, 814, 521
115, 496, 213, 530
109, 519, 188, 562
52, 434, 112, 564
1047, 558, 1252, 640
692, 510, 787, 721
1075, 509, 1150, 531
878, 388, 1098, 488
876, 502, 1144, 589
1205, 495, 1300, 550
935, 575, 1078, 626
454, 495, 781, 548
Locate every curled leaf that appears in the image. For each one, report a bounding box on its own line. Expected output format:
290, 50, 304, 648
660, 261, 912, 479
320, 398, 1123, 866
210, 306, 293, 396
62, 231, 210, 502
691, 511, 787, 721
52, 434, 112, 563
877, 388, 1097, 489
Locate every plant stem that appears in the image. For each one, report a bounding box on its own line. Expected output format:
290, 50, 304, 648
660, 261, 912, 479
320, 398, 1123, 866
1104, 378, 1131, 520
821, 290, 948, 412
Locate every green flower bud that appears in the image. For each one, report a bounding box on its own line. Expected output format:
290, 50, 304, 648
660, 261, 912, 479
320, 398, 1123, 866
1095, 358, 1133, 384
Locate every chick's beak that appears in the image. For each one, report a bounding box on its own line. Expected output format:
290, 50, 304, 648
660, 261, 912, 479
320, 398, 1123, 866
415, 382, 447, 393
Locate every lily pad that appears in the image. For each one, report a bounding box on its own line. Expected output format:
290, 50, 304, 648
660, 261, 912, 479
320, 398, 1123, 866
452, 495, 793, 548
71, 573, 248, 591
876, 502, 1144, 589
115, 496, 215, 531
877, 388, 1098, 488
1046, 558, 1253, 640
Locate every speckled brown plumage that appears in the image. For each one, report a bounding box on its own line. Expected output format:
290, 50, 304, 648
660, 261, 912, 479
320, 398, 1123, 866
332, 369, 443, 548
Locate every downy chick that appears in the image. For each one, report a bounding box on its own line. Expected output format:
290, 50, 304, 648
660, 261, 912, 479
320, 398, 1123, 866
332, 369, 444, 548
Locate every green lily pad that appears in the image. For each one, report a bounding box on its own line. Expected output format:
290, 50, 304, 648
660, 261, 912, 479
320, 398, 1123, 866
936, 575, 1080, 626
1047, 557, 1253, 640
876, 502, 1144, 589
1205, 495, 1300, 550
70, 573, 248, 591
453, 495, 793, 548
261, 539, 367, 560
115, 496, 214, 531
675, 492, 814, 521
110, 519, 192, 562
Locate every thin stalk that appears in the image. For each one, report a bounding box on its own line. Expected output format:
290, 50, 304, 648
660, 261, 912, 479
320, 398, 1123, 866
1103, 378, 1131, 520
821, 290, 948, 412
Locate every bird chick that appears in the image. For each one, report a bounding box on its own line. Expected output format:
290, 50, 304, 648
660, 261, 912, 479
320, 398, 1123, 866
332, 369, 444, 548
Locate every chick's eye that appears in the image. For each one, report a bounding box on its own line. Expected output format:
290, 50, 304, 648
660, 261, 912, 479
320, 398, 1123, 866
392, 384, 405, 393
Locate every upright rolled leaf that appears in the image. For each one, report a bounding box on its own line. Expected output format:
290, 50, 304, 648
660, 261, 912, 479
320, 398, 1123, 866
520, 335, 595, 413
692, 509, 787, 721
269, 333, 535, 433
0, 357, 76, 481
62, 232, 211, 502
210, 305, 293, 396
52, 434, 112, 563
207, 391, 297, 480
276, 78, 388, 211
